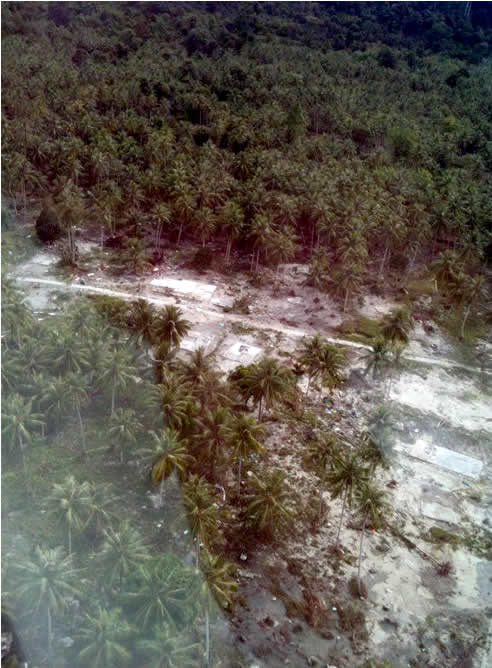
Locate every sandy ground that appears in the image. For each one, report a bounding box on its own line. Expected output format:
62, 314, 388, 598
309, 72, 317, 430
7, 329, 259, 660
9, 243, 492, 667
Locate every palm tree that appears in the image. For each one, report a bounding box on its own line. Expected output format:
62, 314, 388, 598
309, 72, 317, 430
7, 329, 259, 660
226, 414, 265, 498
152, 340, 179, 382
150, 428, 194, 503
199, 549, 237, 667
380, 307, 413, 346
145, 371, 192, 431
354, 483, 388, 592
108, 408, 142, 463
360, 336, 391, 379
306, 433, 339, 520
219, 199, 244, 262
65, 372, 90, 453
194, 405, 230, 479
1, 290, 34, 347
359, 431, 392, 478
432, 249, 462, 292
45, 475, 94, 554
246, 470, 291, 535
327, 451, 368, 549
98, 348, 137, 415
48, 331, 90, 375
317, 344, 346, 394
97, 520, 150, 593
39, 375, 73, 430
76, 606, 135, 668
14, 546, 80, 655
125, 553, 198, 630
136, 624, 201, 668
126, 298, 156, 345
150, 201, 171, 254
182, 475, 221, 566
246, 357, 294, 421
1, 393, 44, 475
152, 305, 191, 347
299, 333, 326, 393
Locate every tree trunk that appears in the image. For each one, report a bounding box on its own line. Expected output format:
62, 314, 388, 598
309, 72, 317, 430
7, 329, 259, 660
47, 606, 52, 656
226, 238, 232, 262
159, 478, 165, 506
378, 241, 390, 279
76, 401, 86, 454
461, 303, 472, 340
205, 599, 210, 668
111, 385, 116, 415
196, 536, 201, 568
19, 433, 27, 476
343, 287, 350, 314
358, 511, 368, 593
335, 486, 348, 547
237, 458, 242, 498
257, 397, 263, 422
177, 222, 184, 246
68, 523, 72, 555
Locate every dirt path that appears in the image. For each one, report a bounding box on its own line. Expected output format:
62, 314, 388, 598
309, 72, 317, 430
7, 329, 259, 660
14, 275, 490, 377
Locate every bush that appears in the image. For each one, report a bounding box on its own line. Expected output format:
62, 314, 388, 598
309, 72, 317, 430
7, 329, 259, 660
377, 47, 396, 68
35, 205, 61, 243
348, 575, 368, 599
189, 246, 214, 272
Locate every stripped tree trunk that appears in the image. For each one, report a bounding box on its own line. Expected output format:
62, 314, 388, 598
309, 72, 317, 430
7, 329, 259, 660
335, 486, 348, 547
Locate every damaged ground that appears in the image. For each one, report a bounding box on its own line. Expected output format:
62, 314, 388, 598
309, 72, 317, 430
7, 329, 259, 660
9, 237, 492, 667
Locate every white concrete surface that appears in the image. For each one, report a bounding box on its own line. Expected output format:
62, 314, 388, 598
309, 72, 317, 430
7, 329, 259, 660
150, 277, 216, 299
396, 438, 483, 479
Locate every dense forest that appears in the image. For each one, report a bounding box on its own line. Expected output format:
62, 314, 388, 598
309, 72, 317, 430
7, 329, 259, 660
2, 3, 492, 667
2, 2, 492, 304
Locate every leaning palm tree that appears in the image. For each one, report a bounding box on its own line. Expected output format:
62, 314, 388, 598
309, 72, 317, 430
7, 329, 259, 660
299, 333, 326, 393
246, 469, 291, 536
354, 482, 388, 593
226, 414, 265, 498
306, 433, 339, 520
14, 546, 80, 655
125, 553, 198, 631
76, 606, 135, 668
317, 344, 346, 394
199, 549, 237, 667
380, 307, 413, 346
194, 405, 230, 479
108, 408, 142, 463
136, 623, 201, 668
327, 451, 368, 549
64, 372, 90, 453
150, 428, 194, 503
152, 305, 191, 347
182, 475, 221, 566
126, 298, 156, 345
97, 520, 150, 593
45, 475, 94, 554
1, 393, 44, 476
246, 357, 294, 421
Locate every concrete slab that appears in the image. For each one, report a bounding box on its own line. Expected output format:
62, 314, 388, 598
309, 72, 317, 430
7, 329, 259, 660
396, 438, 484, 479
223, 341, 263, 365
150, 277, 216, 299
180, 335, 214, 353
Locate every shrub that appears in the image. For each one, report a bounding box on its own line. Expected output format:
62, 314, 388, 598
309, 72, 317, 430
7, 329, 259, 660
348, 575, 368, 599
36, 205, 61, 243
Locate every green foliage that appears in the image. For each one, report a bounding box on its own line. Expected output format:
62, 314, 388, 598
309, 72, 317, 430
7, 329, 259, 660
35, 203, 61, 243
426, 526, 462, 549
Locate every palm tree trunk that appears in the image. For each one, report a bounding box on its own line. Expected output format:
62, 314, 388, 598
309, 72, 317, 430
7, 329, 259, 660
47, 606, 52, 656
177, 222, 184, 246
358, 510, 368, 593
196, 536, 201, 568
76, 401, 86, 453
111, 385, 116, 415
343, 287, 349, 314
159, 478, 165, 506
237, 458, 242, 498
205, 599, 210, 668
258, 397, 263, 422
68, 523, 72, 555
461, 303, 472, 340
226, 238, 232, 262
378, 241, 390, 279
335, 486, 348, 547
19, 433, 27, 476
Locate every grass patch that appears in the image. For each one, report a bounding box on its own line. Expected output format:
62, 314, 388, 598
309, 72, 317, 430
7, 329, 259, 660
230, 321, 257, 336
426, 526, 462, 549
336, 315, 382, 343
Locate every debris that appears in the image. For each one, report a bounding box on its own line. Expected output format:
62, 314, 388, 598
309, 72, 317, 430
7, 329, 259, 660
240, 553, 247, 561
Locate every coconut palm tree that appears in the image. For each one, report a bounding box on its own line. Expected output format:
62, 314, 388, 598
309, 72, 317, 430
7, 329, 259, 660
354, 482, 388, 592
199, 549, 237, 667
432, 249, 462, 292
45, 475, 94, 554
76, 606, 135, 668
136, 623, 201, 668
380, 307, 413, 346
327, 451, 368, 549
194, 405, 230, 479
317, 344, 346, 394
246, 469, 291, 535
359, 431, 392, 478
98, 348, 137, 415
306, 433, 339, 519
360, 336, 391, 379
126, 298, 156, 345
108, 408, 142, 463
14, 546, 80, 655
1, 290, 34, 347
182, 475, 221, 566
1, 393, 44, 475
39, 375, 73, 430
226, 414, 265, 498
299, 333, 326, 393
245, 357, 294, 421
125, 553, 198, 631
219, 199, 244, 262
150, 428, 194, 503
145, 371, 192, 431
64, 372, 90, 453
47, 331, 90, 375
152, 340, 179, 382
152, 305, 191, 347
97, 520, 150, 593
